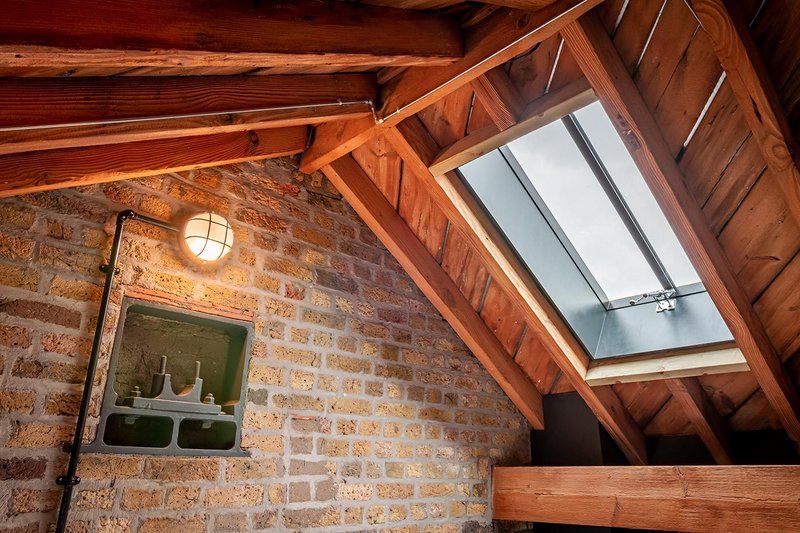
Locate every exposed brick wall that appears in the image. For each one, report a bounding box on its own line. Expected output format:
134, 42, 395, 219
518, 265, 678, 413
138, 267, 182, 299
0, 157, 530, 532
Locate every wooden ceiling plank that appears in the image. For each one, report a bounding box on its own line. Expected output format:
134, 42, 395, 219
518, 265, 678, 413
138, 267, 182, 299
0, 126, 308, 197
300, 0, 603, 173
493, 465, 800, 531
561, 12, 800, 449
384, 116, 648, 465
687, 0, 800, 227
0, 75, 377, 130
470, 67, 526, 130
664, 377, 735, 464
0, 0, 462, 69
322, 155, 545, 429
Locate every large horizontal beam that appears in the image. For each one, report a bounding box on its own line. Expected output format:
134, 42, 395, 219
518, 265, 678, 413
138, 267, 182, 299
0, 126, 307, 197
322, 155, 545, 430
561, 12, 800, 449
384, 117, 648, 465
0, 0, 461, 69
0, 102, 371, 157
493, 465, 800, 531
299, 0, 603, 173
0, 75, 377, 129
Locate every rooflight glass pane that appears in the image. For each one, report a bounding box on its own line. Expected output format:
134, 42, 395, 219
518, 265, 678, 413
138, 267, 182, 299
573, 102, 702, 287
507, 119, 662, 301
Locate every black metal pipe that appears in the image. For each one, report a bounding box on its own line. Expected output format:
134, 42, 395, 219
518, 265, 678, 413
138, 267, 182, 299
55, 210, 177, 532
561, 114, 676, 292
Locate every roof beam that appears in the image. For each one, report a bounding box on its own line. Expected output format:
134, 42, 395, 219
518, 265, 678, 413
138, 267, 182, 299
561, 13, 800, 449
384, 117, 648, 465
0, 102, 371, 157
300, 0, 603, 173
322, 155, 545, 430
472, 1, 560, 8
0, 75, 375, 155
0, 126, 307, 197
686, 0, 800, 227
470, 67, 526, 130
0, 75, 377, 130
493, 465, 800, 530
0, 0, 461, 69
664, 377, 734, 464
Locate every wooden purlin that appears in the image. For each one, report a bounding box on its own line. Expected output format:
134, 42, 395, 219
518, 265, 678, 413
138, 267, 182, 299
0, 126, 308, 197
0, 0, 463, 69
560, 12, 800, 448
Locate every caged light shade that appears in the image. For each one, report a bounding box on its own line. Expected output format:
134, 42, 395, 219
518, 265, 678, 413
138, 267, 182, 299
180, 212, 233, 263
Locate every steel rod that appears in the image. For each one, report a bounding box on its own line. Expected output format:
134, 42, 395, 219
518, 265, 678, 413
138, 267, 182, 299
54, 209, 176, 532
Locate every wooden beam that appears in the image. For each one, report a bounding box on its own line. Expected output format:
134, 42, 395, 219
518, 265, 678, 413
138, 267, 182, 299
585, 346, 749, 386
493, 465, 800, 531
0, 102, 372, 157
322, 155, 545, 430
300, 0, 603, 173
561, 12, 800, 449
0, 126, 307, 197
429, 78, 595, 176
664, 377, 734, 464
473, 1, 559, 8
0, 75, 377, 129
470, 67, 526, 130
0, 0, 462, 69
687, 0, 800, 227
384, 117, 648, 465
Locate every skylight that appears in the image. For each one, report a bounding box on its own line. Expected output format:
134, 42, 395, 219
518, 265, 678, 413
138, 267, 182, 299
459, 100, 732, 359
505, 101, 701, 304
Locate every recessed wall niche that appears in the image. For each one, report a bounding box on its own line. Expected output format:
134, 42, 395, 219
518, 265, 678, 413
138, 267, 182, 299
86, 297, 252, 456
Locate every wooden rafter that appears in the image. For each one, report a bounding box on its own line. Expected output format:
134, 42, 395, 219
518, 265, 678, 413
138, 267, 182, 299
470, 67, 526, 130
493, 465, 800, 531
0, 126, 308, 197
300, 0, 604, 173
664, 377, 734, 464
322, 155, 545, 429
384, 117, 648, 465
560, 13, 800, 448
0, 0, 462, 69
687, 0, 800, 227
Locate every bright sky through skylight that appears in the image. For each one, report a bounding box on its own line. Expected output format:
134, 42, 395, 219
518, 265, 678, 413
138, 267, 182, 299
573, 103, 701, 288
506, 101, 700, 301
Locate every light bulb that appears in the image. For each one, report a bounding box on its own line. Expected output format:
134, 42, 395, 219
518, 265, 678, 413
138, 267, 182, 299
180, 212, 233, 263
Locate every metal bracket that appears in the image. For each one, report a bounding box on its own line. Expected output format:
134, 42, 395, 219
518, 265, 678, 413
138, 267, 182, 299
629, 288, 677, 312
99, 264, 120, 275
55, 475, 81, 487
